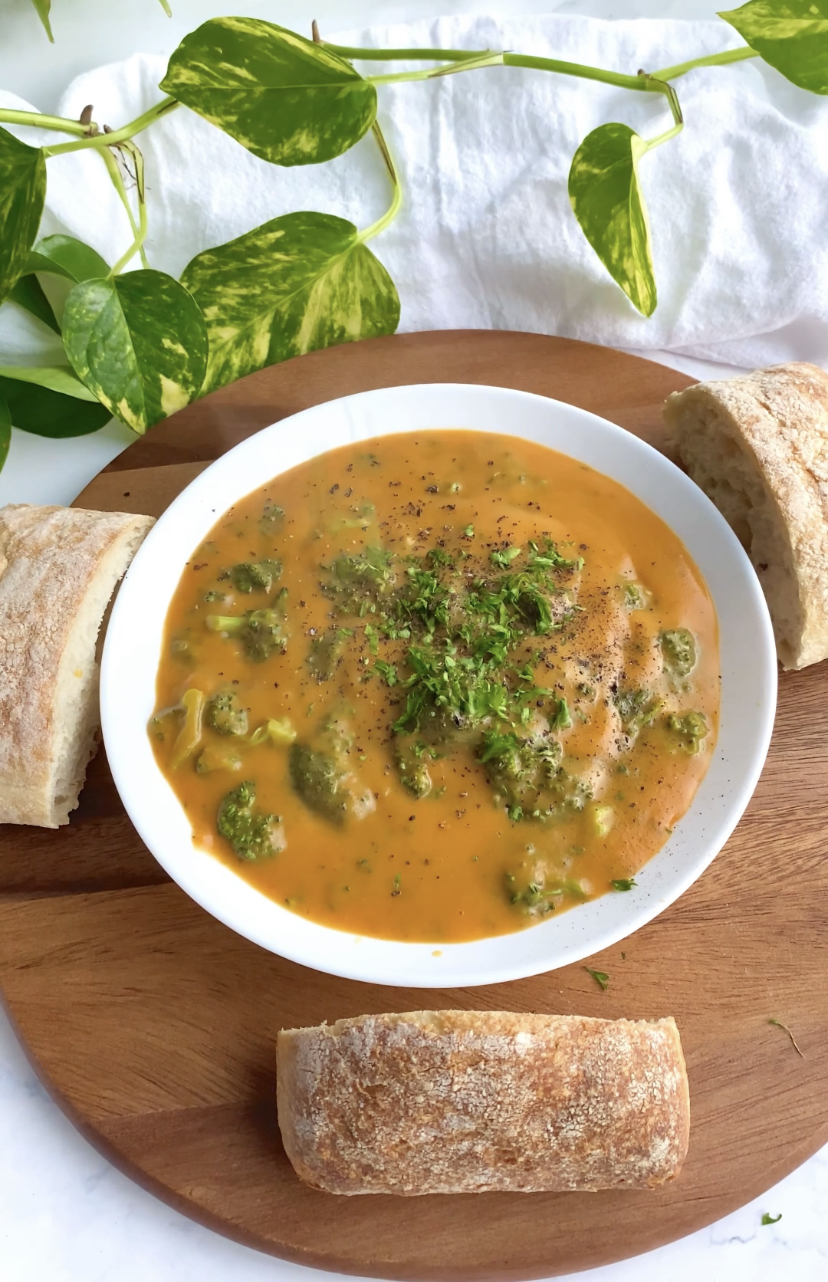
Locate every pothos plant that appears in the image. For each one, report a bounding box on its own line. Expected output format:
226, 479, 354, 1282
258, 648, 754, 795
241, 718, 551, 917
0, 0, 826, 475
27, 0, 172, 43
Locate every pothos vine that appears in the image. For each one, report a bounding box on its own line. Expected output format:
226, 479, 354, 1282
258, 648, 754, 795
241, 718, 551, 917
0, 1, 825, 474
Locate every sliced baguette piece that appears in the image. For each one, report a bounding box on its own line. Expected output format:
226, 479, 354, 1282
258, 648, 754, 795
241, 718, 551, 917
276, 1010, 690, 1195
663, 362, 828, 670
0, 504, 154, 827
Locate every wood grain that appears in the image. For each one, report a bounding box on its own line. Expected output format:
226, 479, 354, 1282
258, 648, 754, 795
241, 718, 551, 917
1, 331, 826, 1280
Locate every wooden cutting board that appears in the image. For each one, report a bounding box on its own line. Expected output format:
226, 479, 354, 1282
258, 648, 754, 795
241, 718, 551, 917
1, 331, 826, 1281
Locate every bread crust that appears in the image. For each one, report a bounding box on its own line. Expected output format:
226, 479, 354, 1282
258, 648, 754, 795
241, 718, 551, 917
276, 1010, 690, 1195
0, 504, 154, 827
663, 362, 828, 670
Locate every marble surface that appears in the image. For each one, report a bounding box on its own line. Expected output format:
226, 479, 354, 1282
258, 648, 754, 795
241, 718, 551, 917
1, 2, 827, 1279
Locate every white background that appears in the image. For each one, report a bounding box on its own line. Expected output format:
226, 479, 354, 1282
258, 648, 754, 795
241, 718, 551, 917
1, 1, 827, 1280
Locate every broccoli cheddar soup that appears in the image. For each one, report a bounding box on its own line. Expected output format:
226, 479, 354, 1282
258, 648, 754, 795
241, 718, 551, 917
150, 430, 719, 943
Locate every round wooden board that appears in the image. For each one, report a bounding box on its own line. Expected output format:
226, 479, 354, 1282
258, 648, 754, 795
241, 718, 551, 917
1, 331, 827, 1280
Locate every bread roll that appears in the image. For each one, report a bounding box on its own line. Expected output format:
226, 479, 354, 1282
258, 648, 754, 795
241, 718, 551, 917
0, 504, 154, 827
276, 1010, 690, 1195
663, 362, 828, 670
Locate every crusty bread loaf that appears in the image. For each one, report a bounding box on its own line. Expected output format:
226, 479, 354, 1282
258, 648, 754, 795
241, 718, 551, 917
276, 1010, 690, 1195
663, 362, 828, 670
0, 504, 154, 827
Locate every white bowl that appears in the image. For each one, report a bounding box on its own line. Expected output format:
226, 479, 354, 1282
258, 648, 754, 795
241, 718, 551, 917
101, 383, 777, 988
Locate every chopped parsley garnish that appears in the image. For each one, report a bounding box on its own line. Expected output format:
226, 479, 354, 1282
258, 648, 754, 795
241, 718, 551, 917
611, 877, 637, 891
490, 545, 522, 567
374, 659, 398, 687
761, 1213, 782, 1226
321, 536, 583, 762
584, 966, 609, 990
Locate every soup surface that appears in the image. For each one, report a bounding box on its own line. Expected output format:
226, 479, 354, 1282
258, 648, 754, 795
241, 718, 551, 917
151, 429, 719, 943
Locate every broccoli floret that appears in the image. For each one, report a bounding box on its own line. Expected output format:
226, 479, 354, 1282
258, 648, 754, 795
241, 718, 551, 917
206, 608, 287, 662
667, 710, 708, 754
394, 738, 434, 798
660, 628, 697, 680
289, 723, 374, 826
289, 743, 351, 825
206, 691, 248, 736
260, 500, 285, 536
306, 629, 349, 680
217, 781, 283, 860
478, 730, 571, 818
504, 871, 586, 917
623, 582, 649, 611
614, 688, 664, 736
323, 546, 396, 614
227, 560, 282, 594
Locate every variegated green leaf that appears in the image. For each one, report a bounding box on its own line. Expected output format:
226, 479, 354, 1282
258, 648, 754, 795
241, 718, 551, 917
719, 0, 828, 94
14, 237, 110, 335
26, 234, 110, 283
568, 123, 657, 318
160, 18, 377, 166
0, 127, 47, 309
8, 273, 60, 333
0, 365, 98, 400
62, 270, 208, 434
29, 0, 53, 41
181, 211, 401, 396
0, 395, 10, 473
0, 375, 110, 438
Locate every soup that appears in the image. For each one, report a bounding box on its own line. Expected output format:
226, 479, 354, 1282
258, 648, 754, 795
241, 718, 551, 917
150, 430, 719, 943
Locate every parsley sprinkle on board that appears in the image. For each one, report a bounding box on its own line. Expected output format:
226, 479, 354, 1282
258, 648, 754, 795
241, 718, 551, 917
585, 967, 609, 991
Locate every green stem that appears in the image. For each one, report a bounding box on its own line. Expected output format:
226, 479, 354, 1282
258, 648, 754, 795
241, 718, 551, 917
643, 120, 684, 153
322, 42, 494, 63
367, 52, 504, 85
653, 45, 758, 82
120, 141, 150, 269
44, 97, 179, 157
107, 145, 148, 276
0, 108, 93, 136
100, 147, 142, 258
332, 38, 754, 101
361, 48, 685, 109
503, 52, 648, 92
357, 121, 402, 244
509, 56, 683, 124
639, 75, 683, 126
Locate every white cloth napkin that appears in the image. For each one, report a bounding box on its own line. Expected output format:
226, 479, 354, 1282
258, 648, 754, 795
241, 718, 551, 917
2, 13, 828, 371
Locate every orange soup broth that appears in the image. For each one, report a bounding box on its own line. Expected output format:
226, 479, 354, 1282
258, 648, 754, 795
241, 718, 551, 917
152, 430, 719, 943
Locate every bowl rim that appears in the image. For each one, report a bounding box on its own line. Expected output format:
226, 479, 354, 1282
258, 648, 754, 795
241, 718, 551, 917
101, 381, 778, 988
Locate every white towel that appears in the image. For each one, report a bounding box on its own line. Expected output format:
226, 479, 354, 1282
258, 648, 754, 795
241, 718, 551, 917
2, 12, 828, 374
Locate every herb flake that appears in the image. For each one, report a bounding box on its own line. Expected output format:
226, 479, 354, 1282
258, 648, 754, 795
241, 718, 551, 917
585, 966, 609, 991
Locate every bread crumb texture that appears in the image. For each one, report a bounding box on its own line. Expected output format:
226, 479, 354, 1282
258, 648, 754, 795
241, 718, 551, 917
276, 1010, 690, 1195
664, 362, 828, 670
0, 504, 154, 826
